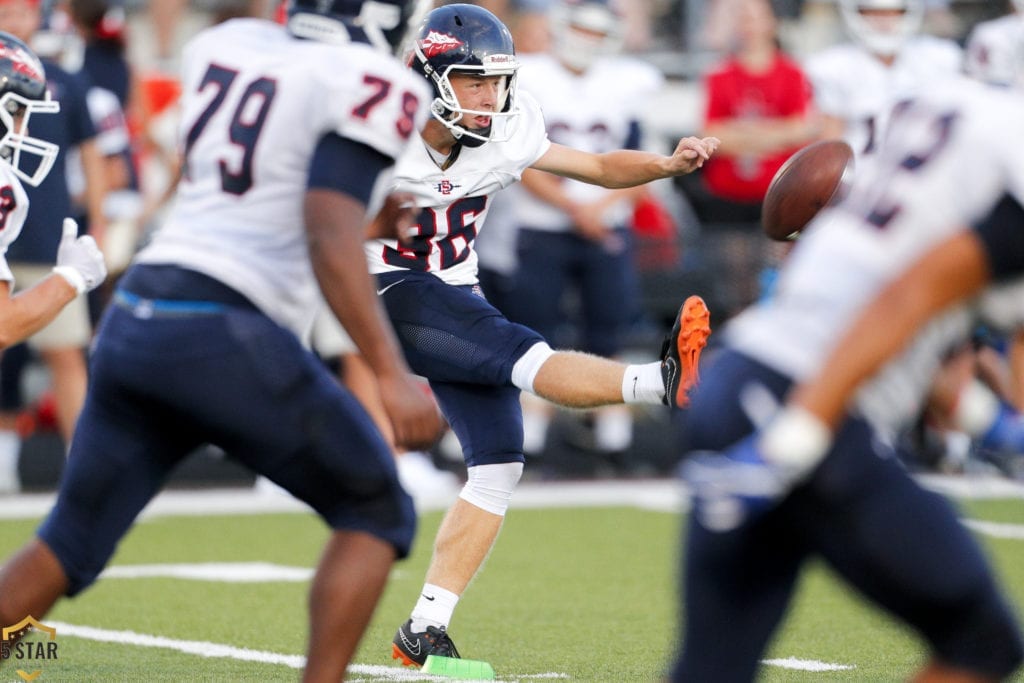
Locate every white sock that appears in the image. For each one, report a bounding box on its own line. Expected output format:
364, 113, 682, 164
0, 430, 21, 494
410, 583, 460, 632
622, 362, 663, 405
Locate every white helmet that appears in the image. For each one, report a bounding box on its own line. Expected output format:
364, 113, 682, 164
839, 0, 924, 57
550, 0, 623, 72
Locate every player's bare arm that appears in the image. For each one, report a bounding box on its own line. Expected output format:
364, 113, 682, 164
0, 278, 74, 348
305, 190, 443, 451
530, 136, 719, 189
364, 192, 417, 243
791, 229, 990, 430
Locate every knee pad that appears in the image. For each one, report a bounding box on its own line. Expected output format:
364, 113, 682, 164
458, 462, 524, 516
510, 342, 554, 394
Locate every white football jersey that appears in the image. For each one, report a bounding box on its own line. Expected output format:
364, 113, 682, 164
138, 18, 430, 339
965, 13, 1024, 89
804, 37, 962, 158
0, 162, 29, 284
365, 89, 551, 285
727, 78, 1024, 411
507, 53, 662, 232
858, 277, 1024, 436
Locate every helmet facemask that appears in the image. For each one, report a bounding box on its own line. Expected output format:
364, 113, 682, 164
839, 0, 923, 57
0, 91, 59, 187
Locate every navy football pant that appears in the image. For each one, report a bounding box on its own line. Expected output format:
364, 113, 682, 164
376, 271, 545, 467
39, 266, 415, 595
671, 349, 1023, 681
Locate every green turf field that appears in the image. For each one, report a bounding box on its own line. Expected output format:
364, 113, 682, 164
0, 484, 1021, 681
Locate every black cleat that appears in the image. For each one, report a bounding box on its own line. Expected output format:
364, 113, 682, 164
661, 295, 711, 408
391, 619, 461, 668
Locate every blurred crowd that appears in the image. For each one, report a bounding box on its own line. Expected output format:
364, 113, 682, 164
1, 0, 1021, 492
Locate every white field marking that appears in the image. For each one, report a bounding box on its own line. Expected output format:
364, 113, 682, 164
963, 520, 1024, 540
48, 621, 305, 668
48, 622, 567, 682
100, 562, 314, 582
763, 657, 855, 672
0, 473, 1020, 522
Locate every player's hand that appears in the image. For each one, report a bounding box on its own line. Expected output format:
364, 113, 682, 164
666, 136, 720, 175
365, 192, 417, 245
680, 434, 805, 533
53, 218, 108, 295
378, 372, 445, 451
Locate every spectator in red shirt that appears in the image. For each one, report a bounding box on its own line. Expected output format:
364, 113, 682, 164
685, 0, 819, 223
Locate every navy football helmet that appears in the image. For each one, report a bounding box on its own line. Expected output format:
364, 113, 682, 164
0, 31, 59, 187
408, 4, 519, 147
286, 0, 430, 55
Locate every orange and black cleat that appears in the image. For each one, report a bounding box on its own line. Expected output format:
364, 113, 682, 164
391, 619, 460, 668
661, 295, 711, 409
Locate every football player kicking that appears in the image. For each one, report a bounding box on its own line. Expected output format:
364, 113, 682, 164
673, 75, 1024, 681
378, 4, 718, 668
0, 1, 444, 681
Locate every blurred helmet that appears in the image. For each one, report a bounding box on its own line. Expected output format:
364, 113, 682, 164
839, 0, 924, 57
286, 0, 430, 55
1015, 0, 1024, 14
408, 4, 518, 147
0, 31, 59, 186
550, 0, 623, 72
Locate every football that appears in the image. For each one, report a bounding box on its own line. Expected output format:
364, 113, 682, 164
761, 139, 854, 241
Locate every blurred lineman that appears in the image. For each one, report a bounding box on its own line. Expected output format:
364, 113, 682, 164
0, 31, 105, 490
502, 0, 663, 456
380, 3, 717, 668
965, 0, 1024, 89
673, 76, 1024, 681
0, 1, 445, 680
804, 0, 961, 159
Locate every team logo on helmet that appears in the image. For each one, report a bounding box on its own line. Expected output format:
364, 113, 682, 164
419, 30, 463, 58
0, 44, 42, 81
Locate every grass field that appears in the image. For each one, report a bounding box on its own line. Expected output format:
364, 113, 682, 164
0, 478, 1022, 682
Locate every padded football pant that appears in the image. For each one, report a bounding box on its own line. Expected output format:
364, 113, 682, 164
39, 265, 415, 595
376, 270, 546, 467
671, 349, 1024, 681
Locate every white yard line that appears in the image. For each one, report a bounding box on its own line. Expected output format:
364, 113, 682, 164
763, 657, 855, 672
0, 473, 1020, 522
47, 621, 566, 681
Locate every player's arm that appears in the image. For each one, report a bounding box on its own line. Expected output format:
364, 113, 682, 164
304, 133, 441, 450
0, 219, 106, 349
529, 136, 720, 189
771, 194, 1024, 468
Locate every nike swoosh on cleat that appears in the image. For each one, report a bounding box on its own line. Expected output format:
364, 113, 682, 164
376, 279, 406, 296
399, 629, 422, 657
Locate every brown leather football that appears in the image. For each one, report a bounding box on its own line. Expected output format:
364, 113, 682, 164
761, 139, 854, 241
